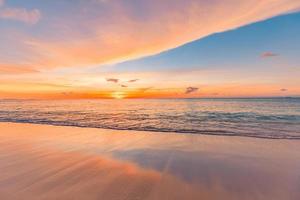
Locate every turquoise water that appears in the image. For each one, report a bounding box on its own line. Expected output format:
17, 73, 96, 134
0, 98, 300, 139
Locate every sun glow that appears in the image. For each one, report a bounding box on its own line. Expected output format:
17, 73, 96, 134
111, 91, 126, 99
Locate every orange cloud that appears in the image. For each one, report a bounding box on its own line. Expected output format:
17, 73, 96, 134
6, 0, 300, 70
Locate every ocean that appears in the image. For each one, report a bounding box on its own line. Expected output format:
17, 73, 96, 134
0, 98, 299, 139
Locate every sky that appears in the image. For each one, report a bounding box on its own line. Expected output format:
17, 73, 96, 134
0, 0, 300, 99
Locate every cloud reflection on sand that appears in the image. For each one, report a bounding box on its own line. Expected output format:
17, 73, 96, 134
0, 123, 299, 200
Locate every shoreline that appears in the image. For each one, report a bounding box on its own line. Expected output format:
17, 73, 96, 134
0, 122, 299, 200
0, 121, 298, 140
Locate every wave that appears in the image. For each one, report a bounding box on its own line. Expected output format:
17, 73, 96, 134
1, 118, 300, 140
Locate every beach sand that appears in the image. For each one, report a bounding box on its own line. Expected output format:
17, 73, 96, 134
0, 122, 299, 200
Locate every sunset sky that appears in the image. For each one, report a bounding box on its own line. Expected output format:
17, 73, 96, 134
0, 0, 300, 99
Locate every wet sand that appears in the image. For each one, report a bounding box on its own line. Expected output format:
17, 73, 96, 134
0, 122, 299, 200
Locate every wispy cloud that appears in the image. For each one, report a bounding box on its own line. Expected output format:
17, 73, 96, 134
0, 6, 41, 24
261, 52, 278, 58
2, 0, 299, 71
120, 84, 128, 88
280, 88, 288, 92
138, 87, 152, 93
185, 87, 199, 94
128, 79, 139, 83
106, 78, 119, 83
0, 64, 39, 74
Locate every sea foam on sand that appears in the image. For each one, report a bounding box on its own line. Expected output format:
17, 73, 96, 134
0, 122, 299, 200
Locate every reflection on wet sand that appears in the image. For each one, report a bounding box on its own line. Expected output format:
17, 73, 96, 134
0, 123, 299, 200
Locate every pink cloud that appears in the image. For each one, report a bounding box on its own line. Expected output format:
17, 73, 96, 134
1, 0, 300, 71
0, 8, 41, 24
261, 52, 278, 58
